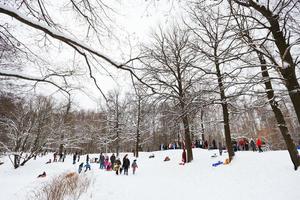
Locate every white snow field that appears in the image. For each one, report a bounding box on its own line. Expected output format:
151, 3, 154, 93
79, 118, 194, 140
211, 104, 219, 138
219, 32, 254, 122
0, 149, 300, 200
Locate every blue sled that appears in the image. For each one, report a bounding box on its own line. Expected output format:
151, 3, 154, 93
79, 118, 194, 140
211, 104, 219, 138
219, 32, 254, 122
212, 161, 223, 167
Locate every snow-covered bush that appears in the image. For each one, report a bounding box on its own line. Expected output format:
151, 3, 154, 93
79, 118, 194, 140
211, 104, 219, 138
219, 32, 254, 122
29, 172, 91, 200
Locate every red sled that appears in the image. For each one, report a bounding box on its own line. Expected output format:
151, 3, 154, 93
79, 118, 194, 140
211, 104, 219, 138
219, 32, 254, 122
179, 162, 185, 165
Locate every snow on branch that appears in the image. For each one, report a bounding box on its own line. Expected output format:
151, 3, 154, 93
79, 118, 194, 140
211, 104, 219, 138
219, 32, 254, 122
0, 4, 156, 93
0, 4, 121, 67
0, 71, 70, 95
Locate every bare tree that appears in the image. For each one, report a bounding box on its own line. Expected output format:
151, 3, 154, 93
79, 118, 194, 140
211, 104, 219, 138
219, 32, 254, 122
140, 26, 201, 162
0, 95, 55, 168
186, 2, 244, 160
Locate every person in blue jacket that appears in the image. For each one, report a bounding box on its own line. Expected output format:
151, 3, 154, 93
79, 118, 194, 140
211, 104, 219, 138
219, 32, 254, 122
84, 162, 91, 172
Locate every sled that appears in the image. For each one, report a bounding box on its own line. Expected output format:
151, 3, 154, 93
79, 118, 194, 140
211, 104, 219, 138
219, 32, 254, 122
212, 161, 223, 167
179, 162, 185, 165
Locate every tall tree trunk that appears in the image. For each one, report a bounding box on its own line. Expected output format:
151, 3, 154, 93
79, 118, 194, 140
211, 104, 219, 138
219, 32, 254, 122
182, 114, 193, 162
115, 98, 120, 157
59, 100, 71, 155
215, 62, 234, 161
257, 52, 300, 170
135, 97, 141, 158
13, 154, 19, 169
200, 109, 205, 145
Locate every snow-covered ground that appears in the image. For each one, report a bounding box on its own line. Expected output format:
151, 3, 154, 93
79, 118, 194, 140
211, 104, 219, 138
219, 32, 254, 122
0, 149, 300, 200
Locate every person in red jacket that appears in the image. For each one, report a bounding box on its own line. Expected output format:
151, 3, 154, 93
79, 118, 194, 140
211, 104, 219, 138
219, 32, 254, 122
182, 148, 187, 164
256, 138, 263, 152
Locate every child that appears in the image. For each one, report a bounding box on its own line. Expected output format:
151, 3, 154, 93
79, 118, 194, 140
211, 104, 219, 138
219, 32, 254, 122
114, 158, 121, 175
78, 162, 84, 174
104, 157, 109, 169
218, 142, 223, 156
131, 159, 138, 175
106, 162, 112, 171
84, 162, 91, 172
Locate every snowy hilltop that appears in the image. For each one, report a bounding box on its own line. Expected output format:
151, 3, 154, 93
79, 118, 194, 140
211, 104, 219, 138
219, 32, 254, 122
0, 149, 300, 200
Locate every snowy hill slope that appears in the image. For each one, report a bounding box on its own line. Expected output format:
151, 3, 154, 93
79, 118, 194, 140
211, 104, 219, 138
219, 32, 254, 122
0, 149, 300, 200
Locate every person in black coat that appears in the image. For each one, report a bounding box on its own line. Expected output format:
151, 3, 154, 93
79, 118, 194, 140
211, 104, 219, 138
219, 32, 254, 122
110, 153, 116, 167
122, 154, 130, 175
73, 152, 77, 164
86, 154, 90, 163
99, 153, 105, 169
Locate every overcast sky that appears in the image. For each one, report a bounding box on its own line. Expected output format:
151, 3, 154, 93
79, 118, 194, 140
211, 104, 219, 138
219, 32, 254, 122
0, 0, 185, 110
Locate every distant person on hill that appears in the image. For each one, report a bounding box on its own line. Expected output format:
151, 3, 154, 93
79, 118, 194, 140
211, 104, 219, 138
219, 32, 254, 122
182, 149, 187, 164
110, 153, 116, 167
53, 152, 57, 162
245, 139, 249, 151
73, 153, 77, 164
114, 158, 122, 175
77, 153, 80, 162
84, 162, 91, 172
212, 139, 217, 149
104, 156, 109, 169
86, 154, 90, 163
78, 162, 84, 173
106, 161, 112, 171
218, 142, 223, 156
204, 140, 208, 149
59, 152, 63, 162
131, 159, 138, 175
122, 154, 130, 175
256, 138, 263, 152
99, 153, 105, 169
250, 139, 256, 151
62, 150, 66, 162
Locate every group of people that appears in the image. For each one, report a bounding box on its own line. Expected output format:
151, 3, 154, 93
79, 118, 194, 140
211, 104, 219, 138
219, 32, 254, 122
72, 152, 81, 164
251, 138, 264, 152
53, 150, 67, 162
78, 153, 138, 175
45, 150, 68, 164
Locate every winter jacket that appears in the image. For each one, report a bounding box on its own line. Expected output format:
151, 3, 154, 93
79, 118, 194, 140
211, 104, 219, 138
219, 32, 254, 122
131, 161, 138, 169
182, 150, 187, 163
84, 163, 90, 168
110, 155, 116, 164
123, 158, 130, 169
114, 160, 121, 171
256, 138, 262, 147
99, 155, 105, 163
